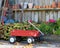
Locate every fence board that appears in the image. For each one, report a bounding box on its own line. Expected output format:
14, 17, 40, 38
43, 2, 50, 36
34, 12, 38, 22
58, 11, 60, 19
49, 11, 54, 19
38, 12, 42, 22
53, 11, 58, 20
46, 11, 50, 22
13, 0, 60, 23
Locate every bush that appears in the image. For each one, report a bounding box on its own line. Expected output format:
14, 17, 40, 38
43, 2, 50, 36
54, 29, 60, 35
37, 18, 60, 35
54, 19, 60, 35
37, 22, 53, 34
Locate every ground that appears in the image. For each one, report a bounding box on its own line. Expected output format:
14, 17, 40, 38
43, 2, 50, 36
0, 35, 60, 48
0, 40, 60, 48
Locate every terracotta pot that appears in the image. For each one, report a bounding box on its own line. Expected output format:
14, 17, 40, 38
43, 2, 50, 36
34, 6, 41, 9
13, 5, 15, 9
34, 6, 37, 8
12, 5, 15, 9
52, 2, 56, 8
58, 2, 60, 8
43, 5, 46, 8
39, 6, 41, 8
45, 5, 49, 8
12, 4, 19, 9
49, 5, 51, 8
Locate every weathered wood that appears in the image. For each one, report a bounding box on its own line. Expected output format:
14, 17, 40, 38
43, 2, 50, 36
31, 11, 35, 21
24, 12, 28, 21
49, 11, 54, 19
53, 11, 58, 20
41, 11, 46, 22
13, 0, 60, 23
38, 12, 42, 22
34, 12, 38, 22
46, 11, 49, 22
58, 11, 60, 19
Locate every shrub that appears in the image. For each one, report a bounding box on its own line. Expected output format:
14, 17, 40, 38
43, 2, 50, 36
54, 29, 60, 35
37, 22, 53, 34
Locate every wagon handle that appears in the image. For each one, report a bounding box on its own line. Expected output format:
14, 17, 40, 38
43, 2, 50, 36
28, 21, 44, 35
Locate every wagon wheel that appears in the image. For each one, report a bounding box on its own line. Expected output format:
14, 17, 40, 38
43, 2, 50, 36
9, 36, 16, 44
27, 37, 34, 44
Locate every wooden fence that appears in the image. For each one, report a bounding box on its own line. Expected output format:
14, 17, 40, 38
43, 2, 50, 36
13, 0, 60, 23
0, 0, 60, 23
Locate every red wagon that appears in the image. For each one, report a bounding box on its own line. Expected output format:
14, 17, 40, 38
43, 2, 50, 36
9, 21, 44, 44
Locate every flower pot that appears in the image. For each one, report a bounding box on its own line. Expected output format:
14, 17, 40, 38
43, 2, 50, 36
45, 5, 49, 8
20, 2, 23, 9
49, 5, 51, 8
12, 4, 19, 9
58, 2, 60, 8
12, 5, 15, 9
43, 5, 46, 8
28, 3, 33, 9
38, 6, 41, 8
34, 6, 41, 9
24, 2, 28, 9
52, 2, 56, 8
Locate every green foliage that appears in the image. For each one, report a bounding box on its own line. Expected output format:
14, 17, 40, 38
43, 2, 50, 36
57, 19, 60, 25
53, 19, 60, 35
1, 19, 60, 40
37, 23, 53, 34
54, 29, 60, 35
56, 19, 60, 29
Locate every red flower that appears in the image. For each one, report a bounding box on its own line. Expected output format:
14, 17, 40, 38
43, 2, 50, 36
49, 19, 56, 23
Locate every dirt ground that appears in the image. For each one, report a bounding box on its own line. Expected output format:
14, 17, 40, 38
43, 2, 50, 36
0, 35, 60, 48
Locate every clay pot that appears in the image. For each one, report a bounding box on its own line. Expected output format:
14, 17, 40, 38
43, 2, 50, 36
39, 6, 41, 8
43, 5, 46, 8
12, 5, 15, 9
52, 2, 56, 8
58, 2, 60, 8
34, 6, 40, 9
49, 5, 51, 8
12, 4, 19, 9
45, 5, 49, 8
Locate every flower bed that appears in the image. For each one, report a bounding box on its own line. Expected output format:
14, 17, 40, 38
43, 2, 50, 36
37, 19, 60, 35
